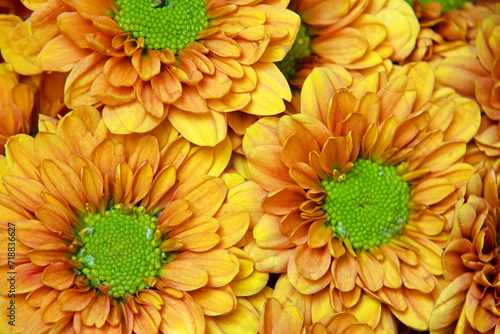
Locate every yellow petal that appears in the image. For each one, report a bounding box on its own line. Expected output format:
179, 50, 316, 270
168, 107, 227, 147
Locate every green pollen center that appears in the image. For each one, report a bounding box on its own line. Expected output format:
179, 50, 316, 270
113, 0, 209, 52
321, 159, 410, 251
74, 206, 165, 298
276, 23, 311, 80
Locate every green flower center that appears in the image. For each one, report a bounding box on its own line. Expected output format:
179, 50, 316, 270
113, 0, 209, 52
74, 206, 164, 298
276, 23, 311, 80
321, 159, 410, 251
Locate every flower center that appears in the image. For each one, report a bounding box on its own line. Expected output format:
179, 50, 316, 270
113, 0, 209, 52
276, 23, 311, 80
321, 159, 410, 251
74, 206, 164, 298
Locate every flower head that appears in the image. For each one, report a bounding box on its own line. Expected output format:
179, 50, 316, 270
430, 165, 500, 333
243, 62, 480, 330
258, 274, 398, 333
405, 0, 493, 65
0, 107, 264, 333
0, 62, 68, 154
13, 0, 300, 146
275, 0, 419, 85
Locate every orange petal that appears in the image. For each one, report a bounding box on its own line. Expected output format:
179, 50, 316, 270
103, 56, 138, 87
40, 159, 86, 213
58, 288, 97, 312
90, 73, 136, 105
332, 252, 357, 292
411, 178, 455, 206
16, 220, 64, 248
5, 134, 39, 179
3, 176, 47, 212
81, 293, 111, 328
28, 244, 71, 266
173, 175, 226, 217
150, 67, 182, 104
357, 250, 384, 292
288, 249, 332, 294
1, 263, 43, 294
254, 213, 294, 249
64, 53, 107, 108
308, 220, 332, 249
174, 250, 240, 288
158, 292, 205, 334
262, 186, 306, 215
247, 145, 293, 191
133, 304, 161, 334
214, 203, 250, 249
131, 49, 161, 81
159, 261, 209, 291
295, 244, 331, 281
282, 131, 320, 168
41, 262, 76, 290
189, 286, 236, 316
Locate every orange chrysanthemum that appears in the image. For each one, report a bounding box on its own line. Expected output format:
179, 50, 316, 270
434, 5, 500, 117
0, 62, 68, 154
430, 166, 500, 333
242, 63, 480, 330
7, 0, 300, 146
0, 107, 267, 333
406, 0, 493, 65
275, 0, 419, 86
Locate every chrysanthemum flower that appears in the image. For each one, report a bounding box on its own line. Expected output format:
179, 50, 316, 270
0, 62, 68, 154
0, 107, 266, 333
0, 13, 44, 75
275, 0, 419, 86
429, 166, 500, 333
12, 0, 299, 146
435, 5, 500, 120
405, 0, 493, 65
243, 63, 481, 330
259, 274, 398, 333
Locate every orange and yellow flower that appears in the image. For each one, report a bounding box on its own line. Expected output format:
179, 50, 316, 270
406, 0, 493, 65
0, 62, 68, 154
259, 274, 398, 333
5, 0, 300, 146
430, 165, 500, 333
243, 62, 480, 330
0, 107, 267, 333
276, 0, 419, 86
434, 5, 500, 118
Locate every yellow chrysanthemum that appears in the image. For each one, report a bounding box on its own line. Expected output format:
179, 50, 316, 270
275, 0, 419, 86
0, 62, 68, 154
0, 107, 267, 333
1, 0, 300, 147
258, 274, 398, 333
430, 166, 500, 333
242, 63, 481, 330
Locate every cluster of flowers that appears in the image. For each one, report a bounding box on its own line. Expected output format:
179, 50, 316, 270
0, 0, 499, 332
